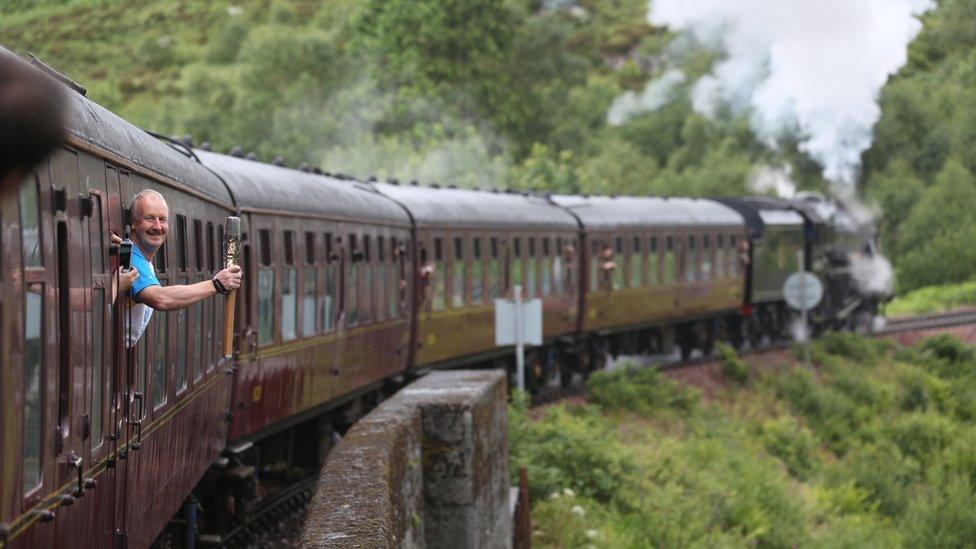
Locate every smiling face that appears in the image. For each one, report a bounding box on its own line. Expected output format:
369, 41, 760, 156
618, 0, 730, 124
131, 192, 169, 257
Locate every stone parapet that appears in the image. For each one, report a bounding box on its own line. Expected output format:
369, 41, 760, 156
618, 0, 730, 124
300, 370, 510, 549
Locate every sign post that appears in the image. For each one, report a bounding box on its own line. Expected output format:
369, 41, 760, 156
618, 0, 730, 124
514, 285, 525, 392
783, 250, 824, 367
495, 285, 542, 392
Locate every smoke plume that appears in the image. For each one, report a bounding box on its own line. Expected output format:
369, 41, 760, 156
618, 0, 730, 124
607, 69, 685, 126
621, 0, 934, 185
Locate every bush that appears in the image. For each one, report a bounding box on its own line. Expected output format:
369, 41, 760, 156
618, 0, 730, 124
884, 412, 957, 466
719, 343, 750, 384
509, 403, 634, 503
760, 416, 820, 480
816, 331, 887, 366
206, 17, 250, 64
587, 366, 700, 415
903, 473, 976, 547
918, 333, 974, 365
897, 364, 953, 414
837, 441, 921, 517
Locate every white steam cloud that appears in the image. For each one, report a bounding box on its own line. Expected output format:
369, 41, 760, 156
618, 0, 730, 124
621, 0, 934, 185
748, 164, 796, 198
607, 69, 685, 126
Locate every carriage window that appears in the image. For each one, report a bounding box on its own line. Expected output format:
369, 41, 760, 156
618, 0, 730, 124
540, 238, 552, 297
347, 235, 360, 325
452, 237, 465, 308
89, 194, 105, 274
432, 237, 445, 311
525, 238, 537, 297
612, 237, 623, 291
258, 270, 275, 345
730, 235, 739, 276
386, 236, 401, 318
207, 222, 215, 272
701, 235, 712, 281
686, 235, 698, 282
323, 233, 337, 331
91, 288, 105, 444
19, 176, 43, 267
176, 308, 187, 392
488, 237, 501, 299
664, 236, 676, 284
630, 236, 642, 288
23, 283, 43, 493
152, 313, 168, 408
361, 235, 373, 324
284, 231, 295, 266
715, 235, 725, 278
471, 237, 484, 303
552, 238, 564, 295
192, 301, 203, 381
647, 236, 659, 286
176, 215, 188, 272
590, 240, 599, 292
154, 242, 168, 273
282, 268, 297, 341
193, 219, 203, 271
303, 233, 317, 335
259, 230, 272, 266
282, 231, 298, 340
305, 232, 316, 264
511, 237, 523, 290
375, 238, 387, 321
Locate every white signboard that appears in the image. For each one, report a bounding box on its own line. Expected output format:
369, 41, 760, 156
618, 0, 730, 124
494, 298, 542, 346
783, 272, 824, 312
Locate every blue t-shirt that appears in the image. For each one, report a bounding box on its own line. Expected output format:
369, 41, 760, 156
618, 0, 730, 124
130, 244, 160, 300
125, 244, 161, 347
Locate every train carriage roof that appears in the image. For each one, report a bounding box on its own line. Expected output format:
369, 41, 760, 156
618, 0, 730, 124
194, 151, 411, 226
373, 183, 579, 230
0, 46, 233, 204
550, 195, 744, 230
716, 197, 805, 238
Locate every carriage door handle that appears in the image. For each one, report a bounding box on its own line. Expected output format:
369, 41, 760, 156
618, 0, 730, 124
130, 391, 145, 450
67, 452, 84, 498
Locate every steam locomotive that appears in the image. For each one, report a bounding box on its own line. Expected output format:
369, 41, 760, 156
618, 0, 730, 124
0, 47, 887, 547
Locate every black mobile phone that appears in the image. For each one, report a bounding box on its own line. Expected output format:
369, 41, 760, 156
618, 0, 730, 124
119, 236, 133, 271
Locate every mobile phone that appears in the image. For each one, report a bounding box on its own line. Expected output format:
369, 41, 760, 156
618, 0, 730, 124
119, 235, 133, 271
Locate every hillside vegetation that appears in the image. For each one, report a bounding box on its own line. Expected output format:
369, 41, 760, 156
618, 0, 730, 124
3, 0, 976, 292
511, 333, 976, 547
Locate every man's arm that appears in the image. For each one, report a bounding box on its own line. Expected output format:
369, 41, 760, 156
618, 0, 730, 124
138, 265, 242, 311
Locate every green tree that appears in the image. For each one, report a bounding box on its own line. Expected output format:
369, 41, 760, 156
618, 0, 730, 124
895, 158, 976, 291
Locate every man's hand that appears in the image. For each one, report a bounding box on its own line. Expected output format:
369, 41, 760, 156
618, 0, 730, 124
214, 265, 243, 291
119, 268, 139, 293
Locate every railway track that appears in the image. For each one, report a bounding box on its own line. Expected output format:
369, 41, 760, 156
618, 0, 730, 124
876, 308, 976, 335
203, 476, 316, 548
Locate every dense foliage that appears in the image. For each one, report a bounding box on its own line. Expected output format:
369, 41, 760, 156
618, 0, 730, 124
2, 0, 975, 291
510, 332, 976, 547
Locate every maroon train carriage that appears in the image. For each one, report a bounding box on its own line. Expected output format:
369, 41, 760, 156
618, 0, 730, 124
552, 195, 748, 361
193, 151, 414, 442
0, 48, 235, 548
373, 183, 581, 386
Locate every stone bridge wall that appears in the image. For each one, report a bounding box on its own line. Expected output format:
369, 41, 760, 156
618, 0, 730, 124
300, 370, 510, 548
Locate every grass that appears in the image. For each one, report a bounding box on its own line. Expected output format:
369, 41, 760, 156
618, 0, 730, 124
886, 279, 976, 317
510, 332, 976, 547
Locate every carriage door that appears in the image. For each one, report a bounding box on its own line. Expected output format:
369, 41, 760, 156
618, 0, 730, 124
104, 166, 140, 546
49, 149, 99, 536
83, 167, 117, 546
